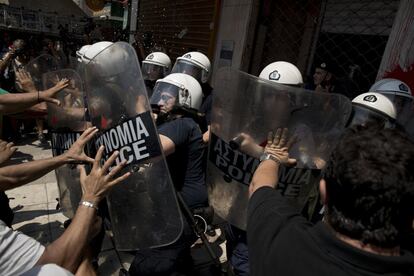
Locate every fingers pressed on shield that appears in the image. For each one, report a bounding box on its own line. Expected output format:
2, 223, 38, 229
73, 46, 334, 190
105, 160, 127, 182
93, 146, 105, 170
279, 128, 288, 147
267, 131, 273, 146
108, 171, 131, 188
44, 96, 61, 106
79, 127, 97, 142
102, 151, 119, 172
78, 164, 87, 180
273, 128, 282, 145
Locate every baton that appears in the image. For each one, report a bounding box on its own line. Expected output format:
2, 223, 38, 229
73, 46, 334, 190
176, 192, 223, 269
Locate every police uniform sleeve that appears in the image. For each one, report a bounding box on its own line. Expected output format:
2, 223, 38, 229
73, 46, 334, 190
158, 118, 194, 146
247, 187, 307, 273
200, 94, 212, 125
0, 220, 45, 275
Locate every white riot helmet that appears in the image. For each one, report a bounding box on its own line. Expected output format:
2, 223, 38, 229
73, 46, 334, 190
142, 52, 171, 81
81, 41, 113, 64
259, 61, 303, 86
84, 41, 130, 78
150, 73, 203, 112
348, 92, 396, 128
369, 78, 413, 119
369, 78, 413, 100
171, 52, 211, 83
76, 45, 91, 62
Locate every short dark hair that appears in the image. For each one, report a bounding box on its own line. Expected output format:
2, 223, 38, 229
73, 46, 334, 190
323, 126, 414, 248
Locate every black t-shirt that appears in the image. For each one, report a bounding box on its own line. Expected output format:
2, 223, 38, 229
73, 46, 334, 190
200, 82, 213, 126
200, 93, 212, 126
247, 187, 414, 276
158, 117, 207, 209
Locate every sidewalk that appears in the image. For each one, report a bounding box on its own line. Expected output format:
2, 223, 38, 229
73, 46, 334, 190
5, 135, 133, 275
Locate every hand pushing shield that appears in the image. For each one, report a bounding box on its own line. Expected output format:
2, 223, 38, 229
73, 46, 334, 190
43, 69, 88, 218
207, 68, 352, 229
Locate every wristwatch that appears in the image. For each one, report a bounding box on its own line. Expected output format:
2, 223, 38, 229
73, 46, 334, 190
259, 152, 280, 165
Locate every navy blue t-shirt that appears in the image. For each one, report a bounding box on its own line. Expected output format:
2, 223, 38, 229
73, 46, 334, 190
158, 117, 207, 209
199, 93, 212, 126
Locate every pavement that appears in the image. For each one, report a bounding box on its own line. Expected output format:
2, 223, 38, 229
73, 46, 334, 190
5, 134, 134, 275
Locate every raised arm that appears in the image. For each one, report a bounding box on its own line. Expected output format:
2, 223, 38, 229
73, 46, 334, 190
0, 127, 97, 191
35, 146, 130, 272
0, 78, 69, 115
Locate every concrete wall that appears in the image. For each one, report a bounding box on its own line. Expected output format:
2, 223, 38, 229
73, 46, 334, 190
211, 0, 257, 85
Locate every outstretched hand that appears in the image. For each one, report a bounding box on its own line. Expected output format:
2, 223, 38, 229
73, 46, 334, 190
15, 69, 37, 92
64, 127, 98, 164
79, 145, 131, 204
264, 128, 297, 167
40, 78, 70, 106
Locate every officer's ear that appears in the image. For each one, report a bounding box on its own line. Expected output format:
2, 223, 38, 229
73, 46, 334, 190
319, 179, 328, 205
325, 72, 332, 81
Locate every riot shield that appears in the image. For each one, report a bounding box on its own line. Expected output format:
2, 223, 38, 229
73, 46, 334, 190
22, 55, 60, 115
83, 42, 183, 250
207, 68, 352, 229
43, 69, 87, 218
24, 54, 60, 90
400, 110, 414, 142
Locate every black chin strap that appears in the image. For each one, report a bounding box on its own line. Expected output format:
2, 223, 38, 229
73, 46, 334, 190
153, 106, 206, 129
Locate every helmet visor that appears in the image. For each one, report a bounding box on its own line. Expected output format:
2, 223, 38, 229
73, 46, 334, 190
142, 63, 165, 81
171, 60, 202, 82
381, 93, 413, 118
150, 82, 180, 113
348, 104, 393, 129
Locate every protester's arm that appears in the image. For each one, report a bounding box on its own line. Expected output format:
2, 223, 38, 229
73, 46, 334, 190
0, 78, 69, 115
250, 160, 281, 196
36, 146, 130, 273
247, 129, 302, 276
249, 128, 296, 197
0, 127, 97, 191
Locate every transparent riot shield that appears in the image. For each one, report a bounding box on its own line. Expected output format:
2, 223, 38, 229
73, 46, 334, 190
207, 68, 352, 229
24, 54, 60, 90
22, 55, 60, 114
400, 110, 414, 142
43, 69, 87, 218
83, 42, 183, 250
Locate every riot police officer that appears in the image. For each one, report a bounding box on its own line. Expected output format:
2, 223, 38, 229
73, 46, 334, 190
141, 52, 171, 97
129, 73, 208, 275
